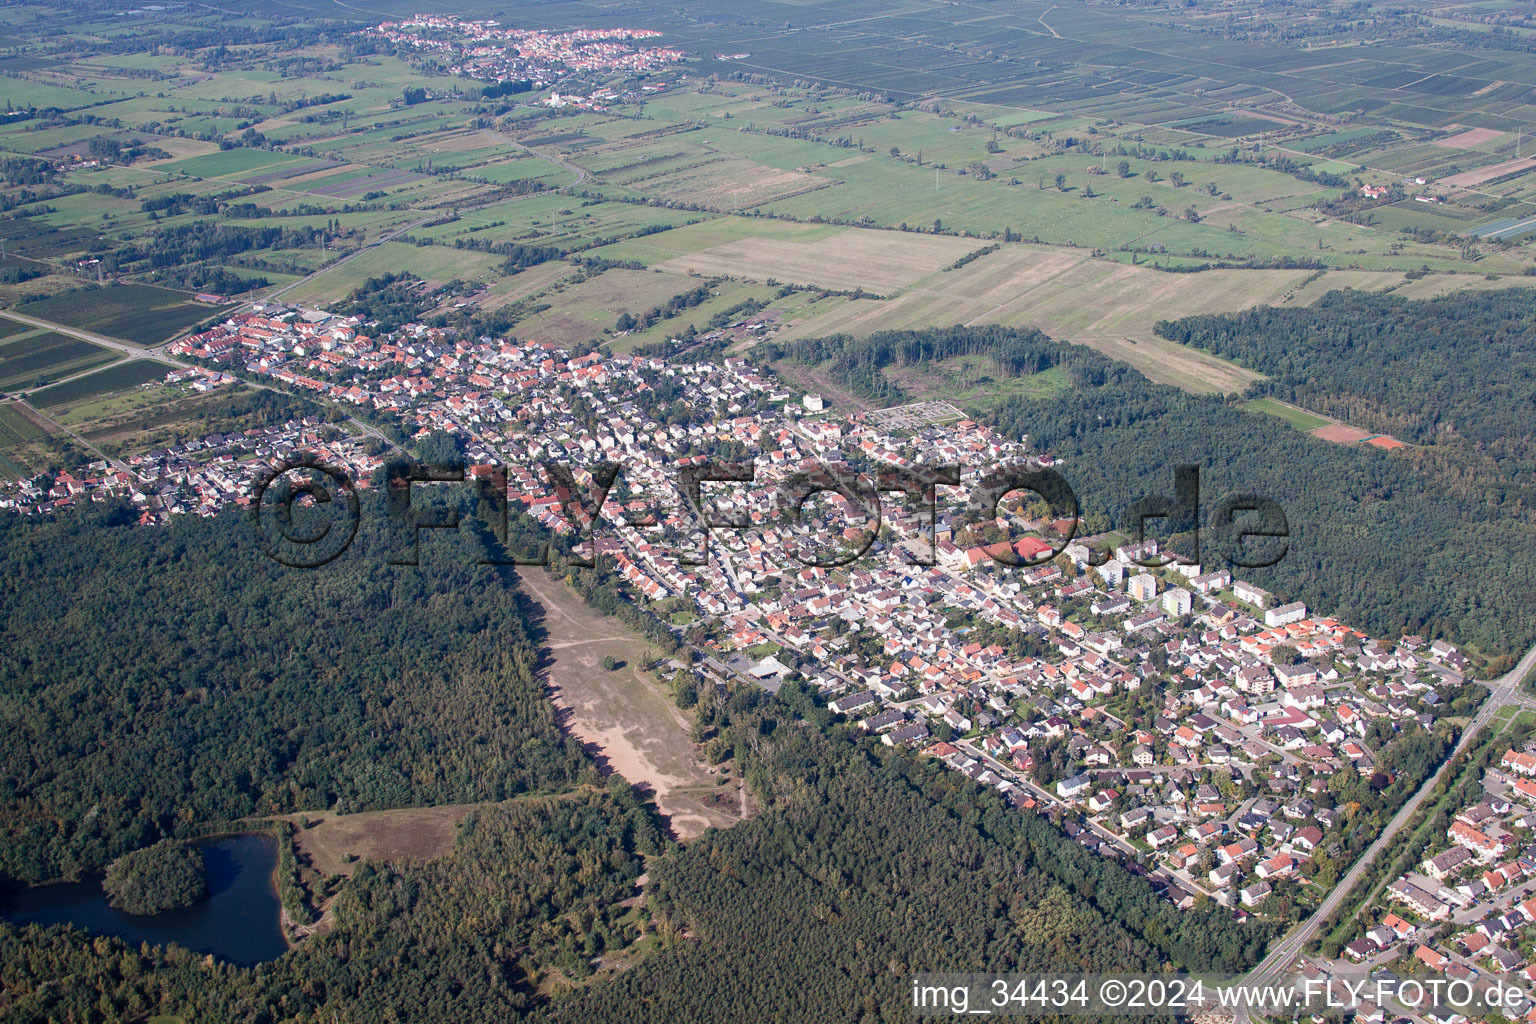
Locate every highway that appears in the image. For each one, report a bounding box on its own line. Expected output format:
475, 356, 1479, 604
1234, 639, 1536, 1019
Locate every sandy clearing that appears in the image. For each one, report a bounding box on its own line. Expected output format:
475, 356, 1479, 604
514, 568, 750, 840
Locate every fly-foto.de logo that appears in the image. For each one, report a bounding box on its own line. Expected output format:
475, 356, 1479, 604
251, 454, 1289, 571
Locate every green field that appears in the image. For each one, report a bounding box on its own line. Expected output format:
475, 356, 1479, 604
29, 359, 176, 408
16, 286, 212, 345
0, 327, 119, 391
1240, 397, 1329, 431
0, 402, 43, 444
158, 148, 301, 179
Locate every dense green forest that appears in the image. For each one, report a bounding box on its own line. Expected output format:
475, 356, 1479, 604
0, 789, 658, 1022
538, 701, 1276, 1024
764, 324, 1536, 667
1155, 287, 1536, 499
101, 842, 207, 916
0, 496, 1284, 1021
0, 498, 594, 883
1, 685, 1271, 1023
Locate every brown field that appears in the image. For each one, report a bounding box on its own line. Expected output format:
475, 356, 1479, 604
421, 129, 500, 153
1435, 127, 1504, 149
274, 162, 369, 188
515, 568, 751, 840
654, 228, 977, 293
637, 158, 834, 208
1311, 423, 1373, 443
1440, 155, 1536, 188
287, 803, 476, 877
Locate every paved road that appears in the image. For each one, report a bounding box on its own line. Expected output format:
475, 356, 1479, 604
1235, 640, 1536, 1016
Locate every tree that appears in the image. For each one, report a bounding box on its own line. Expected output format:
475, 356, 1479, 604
1170, 171, 1185, 187
103, 842, 207, 915
1054, 173, 1067, 191
1117, 160, 1131, 178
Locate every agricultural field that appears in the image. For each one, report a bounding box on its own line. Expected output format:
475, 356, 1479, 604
27, 359, 177, 409
0, 324, 119, 392
0, 401, 45, 479
15, 286, 213, 346
0, 0, 1532, 398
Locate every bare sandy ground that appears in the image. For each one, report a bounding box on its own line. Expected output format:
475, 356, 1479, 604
515, 568, 750, 839
1435, 127, 1503, 150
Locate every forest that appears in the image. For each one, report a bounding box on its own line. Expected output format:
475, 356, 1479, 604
0, 494, 1287, 1021
1155, 287, 1536, 502
767, 324, 1536, 668
0, 678, 1274, 1023
537, 691, 1275, 1022
101, 842, 207, 916
0, 497, 595, 884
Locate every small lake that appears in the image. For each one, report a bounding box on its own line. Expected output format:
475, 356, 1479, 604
2, 833, 287, 966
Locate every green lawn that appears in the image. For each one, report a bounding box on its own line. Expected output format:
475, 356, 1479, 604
1240, 397, 1329, 431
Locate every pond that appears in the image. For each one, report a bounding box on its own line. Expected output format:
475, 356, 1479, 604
2, 833, 287, 966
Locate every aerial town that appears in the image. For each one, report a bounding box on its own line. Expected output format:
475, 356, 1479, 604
361, 16, 684, 96
0, 301, 1487, 941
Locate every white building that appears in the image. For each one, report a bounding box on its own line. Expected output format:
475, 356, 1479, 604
1162, 587, 1192, 617
1264, 602, 1307, 627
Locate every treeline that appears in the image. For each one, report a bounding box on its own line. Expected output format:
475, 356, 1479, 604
96, 221, 340, 277
1154, 288, 1536, 498
0, 497, 596, 883
764, 325, 1536, 665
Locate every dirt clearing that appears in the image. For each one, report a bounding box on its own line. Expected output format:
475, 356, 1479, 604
515, 568, 751, 839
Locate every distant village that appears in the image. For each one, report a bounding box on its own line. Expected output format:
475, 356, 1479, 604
362, 16, 684, 106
